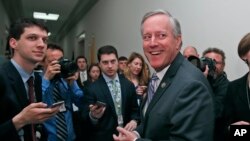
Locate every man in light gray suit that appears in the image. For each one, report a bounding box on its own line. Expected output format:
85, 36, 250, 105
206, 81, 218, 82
113, 9, 214, 141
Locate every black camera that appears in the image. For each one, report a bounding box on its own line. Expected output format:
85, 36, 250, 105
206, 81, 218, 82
56, 58, 78, 78
187, 56, 217, 78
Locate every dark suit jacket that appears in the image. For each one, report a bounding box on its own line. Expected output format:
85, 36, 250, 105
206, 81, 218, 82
0, 61, 46, 141
222, 73, 250, 140
83, 74, 140, 141
136, 53, 214, 141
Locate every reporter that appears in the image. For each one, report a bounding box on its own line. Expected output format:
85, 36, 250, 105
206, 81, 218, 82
0, 18, 59, 141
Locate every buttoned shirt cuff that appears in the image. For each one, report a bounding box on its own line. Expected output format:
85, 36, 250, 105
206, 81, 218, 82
89, 112, 98, 124
132, 131, 140, 141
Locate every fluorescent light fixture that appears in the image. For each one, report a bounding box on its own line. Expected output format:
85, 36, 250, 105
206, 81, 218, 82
78, 33, 86, 39
33, 12, 59, 21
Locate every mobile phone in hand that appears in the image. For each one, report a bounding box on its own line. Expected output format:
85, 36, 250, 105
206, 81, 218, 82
50, 101, 64, 108
95, 101, 106, 108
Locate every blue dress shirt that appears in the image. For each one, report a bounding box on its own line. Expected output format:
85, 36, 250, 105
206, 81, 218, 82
42, 77, 84, 141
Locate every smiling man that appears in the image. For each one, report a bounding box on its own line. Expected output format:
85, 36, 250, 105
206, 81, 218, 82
114, 9, 214, 141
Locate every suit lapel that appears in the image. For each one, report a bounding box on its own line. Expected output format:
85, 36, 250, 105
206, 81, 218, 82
239, 73, 249, 107
119, 76, 126, 116
6, 62, 29, 109
145, 53, 184, 117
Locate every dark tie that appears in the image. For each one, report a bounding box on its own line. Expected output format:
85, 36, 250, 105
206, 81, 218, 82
147, 73, 159, 104
27, 76, 37, 141
53, 82, 68, 141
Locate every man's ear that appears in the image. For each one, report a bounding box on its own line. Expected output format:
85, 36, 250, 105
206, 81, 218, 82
9, 38, 18, 50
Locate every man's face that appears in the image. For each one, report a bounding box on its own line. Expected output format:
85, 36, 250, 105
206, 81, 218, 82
99, 53, 118, 78
77, 58, 87, 71
118, 60, 127, 72
45, 49, 63, 67
204, 52, 225, 75
10, 26, 48, 64
142, 14, 181, 71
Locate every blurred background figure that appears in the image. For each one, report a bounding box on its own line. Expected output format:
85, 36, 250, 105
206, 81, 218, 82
118, 56, 128, 74
84, 63, 101, 87
183, 46, 199, 58
76, 55, 88, 89
124, 52, 150, 105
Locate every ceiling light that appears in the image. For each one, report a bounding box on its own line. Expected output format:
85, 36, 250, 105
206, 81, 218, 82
78, 33, 86, 39
33, 12, 59, 21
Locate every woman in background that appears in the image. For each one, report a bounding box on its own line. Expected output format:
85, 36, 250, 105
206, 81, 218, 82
84, 63, 101, 87
124, 52, 150, 106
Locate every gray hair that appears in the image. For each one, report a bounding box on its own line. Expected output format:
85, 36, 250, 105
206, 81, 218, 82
140, 9, 182, 47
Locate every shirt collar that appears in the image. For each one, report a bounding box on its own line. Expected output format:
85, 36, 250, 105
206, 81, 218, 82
102, 72, 119, 83
11, 59, 34, 83
155, 65, 170, 82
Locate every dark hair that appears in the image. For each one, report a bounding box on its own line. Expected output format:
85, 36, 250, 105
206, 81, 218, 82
8, 18, 48, 40
238, 33, 250, 60
87, 63, 101, 81
202, 47, 226, 64
47, 43, 64, 55
7, 18, 48, 56
76, 55, 87, 64
97, 45, 118, 62
118, 56, 128, 61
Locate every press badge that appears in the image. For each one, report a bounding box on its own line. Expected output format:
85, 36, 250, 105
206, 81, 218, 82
59, 102, 66, 112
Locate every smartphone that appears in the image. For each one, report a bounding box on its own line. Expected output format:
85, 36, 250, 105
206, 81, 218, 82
50, 101, 64, 108
95, 101, 106, 107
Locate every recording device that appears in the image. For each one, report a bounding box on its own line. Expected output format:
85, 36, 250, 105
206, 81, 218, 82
95, 101, 106, 108
55, 58, 78, 79
187, 56, 216, 78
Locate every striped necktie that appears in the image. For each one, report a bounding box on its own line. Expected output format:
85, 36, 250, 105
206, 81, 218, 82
53, 82, 68, 141
147, 73, 159, 104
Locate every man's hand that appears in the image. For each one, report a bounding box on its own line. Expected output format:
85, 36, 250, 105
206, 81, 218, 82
89, 104, 106, 119
12, 102, 60, 130
124, 120, 137, 131
203, 65, 209, 78
113, 127, 138, 141
65, 72, 78, 85
44, 60, 61, 80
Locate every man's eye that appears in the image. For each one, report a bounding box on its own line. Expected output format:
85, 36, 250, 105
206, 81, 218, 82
28, 36, 37, 40
157, 33, 167, 39
143, 35, 151, 41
